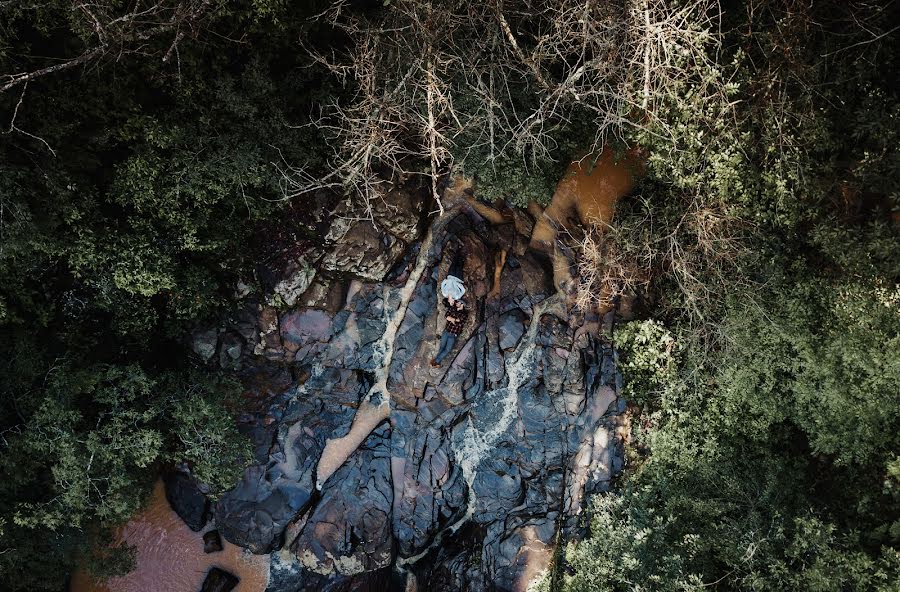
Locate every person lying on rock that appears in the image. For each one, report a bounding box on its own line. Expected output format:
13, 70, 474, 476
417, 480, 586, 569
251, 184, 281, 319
431, 250, 468, 368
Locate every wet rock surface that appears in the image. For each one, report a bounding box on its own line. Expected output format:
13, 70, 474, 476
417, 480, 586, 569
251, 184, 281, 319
290, 424, 394, 576
163, 468, 209, 532
200, 567, 240, 592
204, 197, 625, 591
204, 530, 224, 553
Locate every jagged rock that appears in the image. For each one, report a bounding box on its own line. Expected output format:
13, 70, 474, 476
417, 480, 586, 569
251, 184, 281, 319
321, 219, 406, 281
511, 208, 535, 242
235, 280, 253, 300
498, 309, 527, 351
163, 469, 209, 532
218, 331, 243, 370
216, 369, 364, 553
232, 307, 259, 345
272, 257, 316, 307
392, 420, 468, 558
210, 209, 624, 591
473, 456, 524, 523
253, 305, 282, 358
201, 567, 239, 592
299, 276, 347, 312
280, 308, 333, 362
191, 328, 219, 363
203, 530, 223, 553
372, 185, 423, 243
290, 426, 394, 576
267, 553, 393, 592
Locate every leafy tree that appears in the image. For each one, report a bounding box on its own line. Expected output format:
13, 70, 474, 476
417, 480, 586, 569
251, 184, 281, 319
0, 358, 251, 588
614, 320, 677, 406
563, 1, 900, 590
0, 2, 326, 589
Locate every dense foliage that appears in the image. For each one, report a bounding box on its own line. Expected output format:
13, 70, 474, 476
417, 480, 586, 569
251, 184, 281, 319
0, 1, 325, 588
559, 1, 900, 590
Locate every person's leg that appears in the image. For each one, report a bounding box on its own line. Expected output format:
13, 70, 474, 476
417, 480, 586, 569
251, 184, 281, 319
432, 331, 450, 366
441, 333, 458, 363
434, 331, 457, 364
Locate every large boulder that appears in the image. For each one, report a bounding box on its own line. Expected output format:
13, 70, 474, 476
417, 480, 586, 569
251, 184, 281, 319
267, 554, 394, 592
163, 469, 209, 532
272, 257, 317, 307
215, 368, 364, 554
321, 219, 406, 281
218, 331, 243, 370
372, 185, 423, 243
299, 276, 348, 312
203, 530, 224, 553
191, 328, 219, 363
290, 425, 394, 576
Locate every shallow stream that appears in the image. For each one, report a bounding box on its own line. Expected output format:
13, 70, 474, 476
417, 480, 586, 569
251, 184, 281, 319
70, 480, 270, 592
531, 147, 642, 244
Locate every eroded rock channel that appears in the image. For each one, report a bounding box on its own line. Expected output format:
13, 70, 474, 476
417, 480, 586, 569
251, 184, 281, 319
173, 167, 630, 591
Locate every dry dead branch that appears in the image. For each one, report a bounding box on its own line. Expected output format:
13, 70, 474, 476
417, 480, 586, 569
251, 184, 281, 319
1, 1, 218, 94
283, 0, 724, 217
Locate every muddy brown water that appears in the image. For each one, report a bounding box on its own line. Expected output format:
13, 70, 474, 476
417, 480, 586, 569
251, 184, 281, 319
71, 480, 269, 592
529, 147, 644, 295
531, 147, 643, 246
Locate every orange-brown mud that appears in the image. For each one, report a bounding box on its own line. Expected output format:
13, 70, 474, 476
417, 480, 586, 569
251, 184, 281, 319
529, 147, 644, 295
531, 147, 643, 246
71, 480, 270, 592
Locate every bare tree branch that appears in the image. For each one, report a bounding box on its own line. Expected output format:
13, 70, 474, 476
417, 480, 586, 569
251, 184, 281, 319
3, 82, 56, 156
1, 0, 218, 94
281, 0, 725, 223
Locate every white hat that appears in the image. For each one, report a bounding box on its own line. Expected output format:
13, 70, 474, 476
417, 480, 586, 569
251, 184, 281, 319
441, 275, 466, 300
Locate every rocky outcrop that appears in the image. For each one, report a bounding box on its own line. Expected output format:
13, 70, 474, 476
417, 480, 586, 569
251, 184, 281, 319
215, 367, 363, 553
272, 257, 317, 307
320, 218, 406, 280
291, 424, 394, 576
191, 328, 219, 363
202, 195, 625, 591
320, 184, 423, 281
373, 185, 424, 243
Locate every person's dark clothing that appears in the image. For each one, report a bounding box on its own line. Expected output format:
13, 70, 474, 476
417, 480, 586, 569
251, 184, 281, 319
443, 298, 467, 335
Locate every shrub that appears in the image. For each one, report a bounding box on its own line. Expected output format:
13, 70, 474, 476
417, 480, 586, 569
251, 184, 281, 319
615, 320, 677, 406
